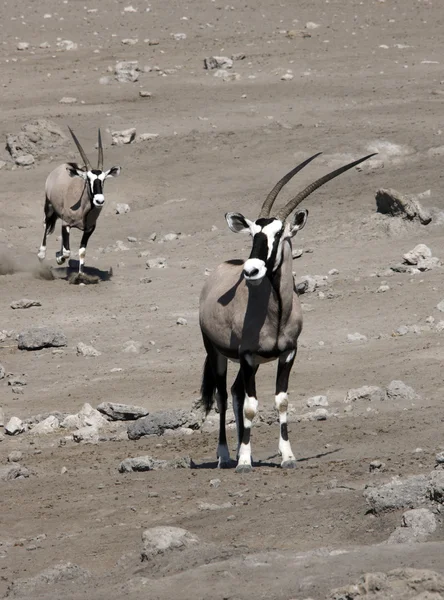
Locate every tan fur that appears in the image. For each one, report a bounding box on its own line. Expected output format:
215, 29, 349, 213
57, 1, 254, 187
45, 164, 102, 231
199, 226, 302, 361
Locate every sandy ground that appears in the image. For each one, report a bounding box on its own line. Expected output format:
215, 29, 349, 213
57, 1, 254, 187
2, 0, 444, 598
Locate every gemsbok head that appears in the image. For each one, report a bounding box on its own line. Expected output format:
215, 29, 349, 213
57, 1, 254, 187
38, 127, 121, 275
199, 151, 375, 472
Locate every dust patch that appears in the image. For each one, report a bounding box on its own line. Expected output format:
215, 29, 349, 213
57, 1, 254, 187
0, 250, 54, 280
0, 252, 17, 275
68, 272, 100, 285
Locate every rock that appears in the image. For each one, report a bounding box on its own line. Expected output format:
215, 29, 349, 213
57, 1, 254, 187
139, 90, 152, 97
345, 386, 386, 404
121, 38, 138, 45
171, 32, 187, 40
364, 474, 429, 513
176, 317, 187, 325
437, 301, 444, 313
347, 332, 368, 343
306, 21, 321, 29
7, 562, 90, 597
6, 119, 66, 161
122, 340, 143, 353
18, 327, 67, 350
210, 478, 221, 488
10, 298, 41, 309
59, 96, 77, 104
306, 395, 328, 407
17, 42, 30, 50
204, 56, 233, 70
115, 203, 131, 214
146, 257, 167, 269
281, 73, 294, 81
5, 417, 24, 435
127, 409, 190, 439
377, 284, 390, 293
72, 426, 100, 444
0, 465, 30, 480
61, 403, 109, 431
8, 376, 26, 387
418, 256, 441, 271
403, 244, 432, 265
97, 402, 149, 421
163, 232, 179, 241
119, 455, 193, 472
0, 364, 5, 380
387, 508, 437, 544
30, 415, 59, 435
199, 502, 233, 510
386, 380, 420, 404
369, 460, 385, 472
436, 451, 444, 464
137, 133, 159, 142
8, 451, 23, 462
375, 188, 432, 224
115, 60, 139, 82
56, 40, 78, 50
213, 69, 241, 81
141, 526, 199, 562
111, 128, 136, 145
296, 274, 328, 294
15, 154, 35, 166
76, 342, 101, 357
428, 470, 444, 503
0, 406, 4, 427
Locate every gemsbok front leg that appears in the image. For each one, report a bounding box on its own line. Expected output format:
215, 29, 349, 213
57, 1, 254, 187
56, 224, 71, 265
78, 225, 96, 273
236, 355, 259, 474
275, 349, 297, 469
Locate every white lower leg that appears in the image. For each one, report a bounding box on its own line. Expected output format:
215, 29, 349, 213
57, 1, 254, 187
275, 392, 295, 463
79, 247, 86, 273
237, 395, 258, 467
38, 246, 46, 261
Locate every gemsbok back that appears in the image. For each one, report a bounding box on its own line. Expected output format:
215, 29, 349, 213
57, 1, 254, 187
199, 151, 375, 472
38, 127, 120, 275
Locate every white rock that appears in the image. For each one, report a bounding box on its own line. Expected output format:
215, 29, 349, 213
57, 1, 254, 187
39, 42, 50, 48
99, 76, 111, 85
111, 128, 136, 145
146, 257, 167, 269
378, 284, 390, 293
171, 33, 187, 40
306, 395, 328, 407
122, 340, 142, 353
123, 5, 137, 11
345, 386, 385, 403
347, 332, 368, 342
176, 317, 187, 326
15, 154, 35, 166
115, 203, 131, 214
163, 232, 179, 241
417, 256, 440, 271
141, 526, 199, 561
306, 21, 321, 29
56, 40, 78, 51
213, 69, 240, 81
281, 73, 294, 81
76, 342, 101, 357
121, 38, 138, 45
139, 91, 152, 97
115, 60, 139, 83
0, 406, 4, 427
17, 42, 30, 50
30, 415, 59, 435
73, 426, 100, 444
59, 97, 77, 104
386, 380, 420, 403
437, 301, 444, 313
204, 56, 233, 70
403, 244, 432, 265
5, 417, 24, 435
137, 133, 159, 142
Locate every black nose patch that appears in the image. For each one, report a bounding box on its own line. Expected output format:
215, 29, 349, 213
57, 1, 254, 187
92, 178, 103, 196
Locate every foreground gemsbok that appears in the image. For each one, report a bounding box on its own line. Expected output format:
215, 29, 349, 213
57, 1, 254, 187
38, 128, 120, 274
199, 152, 375, 472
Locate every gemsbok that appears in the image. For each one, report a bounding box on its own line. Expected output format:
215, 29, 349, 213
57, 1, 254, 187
38, 127, 120, 275
199, 151, 375, 472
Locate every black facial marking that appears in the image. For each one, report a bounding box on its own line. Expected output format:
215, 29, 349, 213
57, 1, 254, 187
280, 423, 289, 442
249, 232, 268, 262
255, 218, 275, 227
91, 169, 102, 175
92, 178, 103, 196
266, 229, 283, 277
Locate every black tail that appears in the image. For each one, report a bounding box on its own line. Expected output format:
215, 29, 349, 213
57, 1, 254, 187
200, 356, 216, 415
44, 200, 58, 234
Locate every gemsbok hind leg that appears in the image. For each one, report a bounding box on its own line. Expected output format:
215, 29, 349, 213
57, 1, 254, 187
38, 200, 57, 261
56, 224, 71, 265
275, 349, 297, 468
201, 336, 230, 468
236, 355, 259, 474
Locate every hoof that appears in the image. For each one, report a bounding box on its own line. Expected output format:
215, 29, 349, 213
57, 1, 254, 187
56, 256, 66, 265
218, 460, 232, 469
235, 464, 252, 474
281, 460, 297, 469
37, 253, 45, 262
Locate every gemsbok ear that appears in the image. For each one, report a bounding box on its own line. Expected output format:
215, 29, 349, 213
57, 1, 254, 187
66, 163, 87, 179
290, 209, 308, 237
225, 212, 253, 234
105, 166, 121, 178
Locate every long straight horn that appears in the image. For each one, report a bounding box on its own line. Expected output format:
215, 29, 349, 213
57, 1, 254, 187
97, 128, 104, 170
259, 152, 322, 218
68, 126, 91, 170
276, 153, 377, 222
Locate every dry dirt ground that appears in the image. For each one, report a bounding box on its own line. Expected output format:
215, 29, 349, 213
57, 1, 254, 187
2, 0, 444, 598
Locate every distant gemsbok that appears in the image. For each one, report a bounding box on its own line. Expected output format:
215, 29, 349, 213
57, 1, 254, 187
38, 128, 120, 275
199, 152, 375, 472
